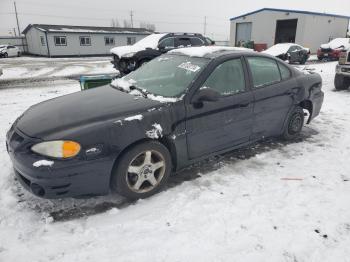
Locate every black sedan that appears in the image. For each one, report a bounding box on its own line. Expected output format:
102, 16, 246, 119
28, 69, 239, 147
262, 43, 310, 64
6, 47, 324, 200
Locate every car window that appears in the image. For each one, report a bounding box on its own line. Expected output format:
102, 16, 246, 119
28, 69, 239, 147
190, 37, 204, 46
177, 37, 191, 47
278, 62, 291, 80
201, 58, 245, 95
247, 57, 281, 88
158, 37, 175, 49
288, 46, 297, 52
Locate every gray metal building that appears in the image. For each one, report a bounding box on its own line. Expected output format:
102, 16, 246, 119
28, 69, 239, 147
22, 24, 153, 57
230, 8, 350, 53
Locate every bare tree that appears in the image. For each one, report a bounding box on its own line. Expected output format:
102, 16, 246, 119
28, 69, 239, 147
110, 18, 120, 27
139, 22, 156, 31
123, 19, 132, 28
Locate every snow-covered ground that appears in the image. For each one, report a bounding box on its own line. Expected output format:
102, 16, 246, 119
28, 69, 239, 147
1, 61, 350, 261
0, 56, 115, 80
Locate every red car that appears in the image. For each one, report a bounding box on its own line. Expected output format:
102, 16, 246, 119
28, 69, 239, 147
317, 38, 350, 61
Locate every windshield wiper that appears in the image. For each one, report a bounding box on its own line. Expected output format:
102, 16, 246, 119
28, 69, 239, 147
129, 85, 149, 98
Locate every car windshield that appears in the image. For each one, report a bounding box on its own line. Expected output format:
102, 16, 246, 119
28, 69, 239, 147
122, 54, 209, 98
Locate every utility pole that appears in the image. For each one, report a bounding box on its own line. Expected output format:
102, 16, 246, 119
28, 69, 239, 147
13, 28, 17, 36
130, 10, 134, 28
204, 16, 207, 36
14, 2, 21, 36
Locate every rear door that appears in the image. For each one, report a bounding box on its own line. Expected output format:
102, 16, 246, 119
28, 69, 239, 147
246, 56, 299, 139
185, 57, 254, 159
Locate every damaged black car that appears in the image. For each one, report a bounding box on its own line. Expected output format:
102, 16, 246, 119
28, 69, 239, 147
6, 46, 324, 200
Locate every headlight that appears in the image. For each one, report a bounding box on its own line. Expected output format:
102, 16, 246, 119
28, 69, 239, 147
31, 141, 81, 158
123, 52, 136, 58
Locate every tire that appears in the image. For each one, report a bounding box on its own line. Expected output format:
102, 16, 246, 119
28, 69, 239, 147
111, 141, 172, 199
3, 52, 8, 58
334, 74, 350, 90
282, 106, 304, 140
17, 52, 21, 57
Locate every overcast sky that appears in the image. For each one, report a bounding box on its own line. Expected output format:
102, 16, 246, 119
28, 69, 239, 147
0, 0, 349, 40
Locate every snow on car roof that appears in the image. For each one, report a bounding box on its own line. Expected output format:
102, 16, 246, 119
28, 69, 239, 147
133, 33, 168, 49
321, 38, 350, 50
169, 46, 252, 57
262, 43, 299, 56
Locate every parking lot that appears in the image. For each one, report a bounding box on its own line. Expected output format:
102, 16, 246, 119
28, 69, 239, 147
0, 56, 350, 261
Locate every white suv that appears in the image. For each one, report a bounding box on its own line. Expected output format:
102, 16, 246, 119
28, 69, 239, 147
335, 51, 350, 90
0, 45, 21, 58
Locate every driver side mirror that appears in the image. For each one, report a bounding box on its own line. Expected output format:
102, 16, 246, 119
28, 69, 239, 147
191, 87, 220, 107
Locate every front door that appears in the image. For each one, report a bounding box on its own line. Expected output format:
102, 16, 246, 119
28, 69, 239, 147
185, 57, 254, 159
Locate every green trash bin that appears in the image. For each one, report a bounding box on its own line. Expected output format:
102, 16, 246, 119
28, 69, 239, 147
79, 73, 118, 90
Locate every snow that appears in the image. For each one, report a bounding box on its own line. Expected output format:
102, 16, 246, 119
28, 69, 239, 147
262, 43, 295, 56
110, 33, 167, 57
110, 77, 136, 92
145, 123, 163, 139
0, 56, 115, 80
169, 46, 252, 57
321, 38, 350, 50
33, 160, 54, 167
1, 62, 350, 261
124, 114, 143, 121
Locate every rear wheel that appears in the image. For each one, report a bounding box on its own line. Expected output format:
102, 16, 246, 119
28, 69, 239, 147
334, 74, 350, 90
111, 141, 172, 199
282, 106, 304, 140
17, 52, 21, 57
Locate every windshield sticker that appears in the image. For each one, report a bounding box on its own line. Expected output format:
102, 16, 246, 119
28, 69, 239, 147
177, 62, 201, 72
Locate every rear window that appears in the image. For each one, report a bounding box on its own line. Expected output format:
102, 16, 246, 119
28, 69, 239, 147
247, 57, 281, 88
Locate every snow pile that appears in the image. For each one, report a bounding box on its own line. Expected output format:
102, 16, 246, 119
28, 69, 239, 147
147, 93, 180, 103
32, 160, 54, 167
110, 33, 167, 57
124, 114, 143, 121
321, 38, 350, 50
146, 123, 163, 139
169, 46, 252, 57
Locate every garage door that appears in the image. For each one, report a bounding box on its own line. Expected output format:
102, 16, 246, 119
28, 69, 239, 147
236, 22, 252, 46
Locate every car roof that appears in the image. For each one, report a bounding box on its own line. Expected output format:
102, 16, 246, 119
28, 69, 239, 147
168, 46, 258, 59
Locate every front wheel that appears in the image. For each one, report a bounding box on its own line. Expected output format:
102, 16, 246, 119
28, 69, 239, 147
3, 52, 8, 58
282, 106, 304, 140
111, 141, 172, 199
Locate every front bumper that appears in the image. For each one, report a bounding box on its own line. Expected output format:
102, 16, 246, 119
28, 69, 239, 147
6, 128, 114, 199
336, 64, 350, 77
111, 56, 136, 74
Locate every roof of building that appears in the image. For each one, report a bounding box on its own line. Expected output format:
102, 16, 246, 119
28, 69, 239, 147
22, 24, 154, 35
230, 8, 350, 21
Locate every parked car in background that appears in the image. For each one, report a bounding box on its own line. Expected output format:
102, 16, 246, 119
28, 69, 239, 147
317, 38, 350, 61
0, 68, 3, 77
110, 33, 211, 75
262, 43, 310, 64
7, 46, 324, 200
335, 50, 350, 90
0, 45, 21, 58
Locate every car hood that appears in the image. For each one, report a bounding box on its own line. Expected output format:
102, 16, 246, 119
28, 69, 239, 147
0, 47, 6, 52
16, 85, 162, 138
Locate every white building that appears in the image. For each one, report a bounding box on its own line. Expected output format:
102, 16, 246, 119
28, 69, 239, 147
22, 24, 153, 57
230, 8, 350, 53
